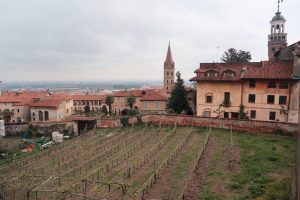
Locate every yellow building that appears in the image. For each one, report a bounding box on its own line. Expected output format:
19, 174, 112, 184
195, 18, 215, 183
191, 57, 299, 123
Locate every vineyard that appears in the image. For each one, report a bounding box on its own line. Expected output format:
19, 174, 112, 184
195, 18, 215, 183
0, 125, 210, 200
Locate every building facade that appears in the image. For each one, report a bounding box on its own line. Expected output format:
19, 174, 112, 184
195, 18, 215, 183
191, 7, 300, 123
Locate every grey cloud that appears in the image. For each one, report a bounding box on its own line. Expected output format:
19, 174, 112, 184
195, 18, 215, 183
0, 0, 299, 82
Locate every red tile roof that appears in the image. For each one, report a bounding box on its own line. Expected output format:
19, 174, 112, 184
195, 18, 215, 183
30, 99, 64, 108
241, 60, 294, 80
29, 93, 71, 108
113, 89, 147, 97
140, 89, 168, 101
191, 61, 294, 81
0, 91, 48, 104
71, 94, 106, 101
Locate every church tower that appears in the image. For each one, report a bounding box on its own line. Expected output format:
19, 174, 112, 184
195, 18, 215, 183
268, 0, 287, 60
164, 42, 175, 93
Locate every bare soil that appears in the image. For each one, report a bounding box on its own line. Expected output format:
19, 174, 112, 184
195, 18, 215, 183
183, 135, 217, 200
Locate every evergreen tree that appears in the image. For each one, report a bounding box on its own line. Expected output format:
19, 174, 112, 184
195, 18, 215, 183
221, 48, 251, 63
105, 96, 114, 116
127, 96, 136, 109
168, 72, 189, 114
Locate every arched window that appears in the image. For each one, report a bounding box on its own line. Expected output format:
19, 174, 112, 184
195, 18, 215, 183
32, 112, 36, 121
38, 111, 43, 121
203, 109, 211, 117
223, 70, 235, 78
206, 70, 218, 77
44, 111, 49, 121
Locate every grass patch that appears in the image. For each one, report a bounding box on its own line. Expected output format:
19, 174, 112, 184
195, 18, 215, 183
199, 128, 296, 200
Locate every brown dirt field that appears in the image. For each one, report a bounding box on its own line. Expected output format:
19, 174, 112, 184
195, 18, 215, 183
183, 135, 217, 200
144, 132, 204, 200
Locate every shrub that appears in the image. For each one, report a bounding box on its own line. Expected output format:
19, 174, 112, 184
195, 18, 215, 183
128, 109, 138, 116
101, 106, 108, 115
136, 115, 143, 125
249, 183, 265, 198
120, 116, 129, 127
268, 155, 278, 162
121, 109, 128, 116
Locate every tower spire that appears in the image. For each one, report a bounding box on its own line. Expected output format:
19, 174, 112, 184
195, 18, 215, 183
165, 41, 174, 66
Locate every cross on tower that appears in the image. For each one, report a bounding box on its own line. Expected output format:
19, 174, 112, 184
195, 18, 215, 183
277, 0, 283, 12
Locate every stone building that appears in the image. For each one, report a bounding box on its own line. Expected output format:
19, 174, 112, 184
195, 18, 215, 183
72, 94, 107, 113
0, 91, 48, 123
29, 94, 73, 122
191, 5, 300, 123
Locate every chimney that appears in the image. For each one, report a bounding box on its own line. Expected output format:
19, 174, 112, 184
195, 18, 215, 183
0, 81, 2, 96
293, 43, 300, 78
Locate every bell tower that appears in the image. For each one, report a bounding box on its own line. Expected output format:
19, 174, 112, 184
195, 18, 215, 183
164, 42, 175, 93
268, 0, 287, 60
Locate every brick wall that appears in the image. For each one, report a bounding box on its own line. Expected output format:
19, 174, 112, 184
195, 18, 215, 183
141, 114, 298, 136
4, 122, 29, 136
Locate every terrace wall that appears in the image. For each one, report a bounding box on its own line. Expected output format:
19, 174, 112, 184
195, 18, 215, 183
4, 122, 29, 136
97, 114, 298, 136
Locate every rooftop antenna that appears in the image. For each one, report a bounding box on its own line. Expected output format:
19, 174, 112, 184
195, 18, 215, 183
277, 0, 283, 12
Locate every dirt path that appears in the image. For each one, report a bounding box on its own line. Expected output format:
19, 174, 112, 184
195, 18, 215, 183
183, 135, 217, 200
144, 132, 205, 200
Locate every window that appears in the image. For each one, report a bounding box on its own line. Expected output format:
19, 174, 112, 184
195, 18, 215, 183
248, 94, 256, 103
267, 95, 275, 104
17, 109, 20, 113
250, 110, 256, 119
143, 101, 148, 108
44, 111, 49, 121
269, 112, 276, 121
114, 97, 117, 102
206, 70, 217, 77
206, 95, 213, 103
224, 92, 230, 106
156, 101, 160, 108
279, 82, 288, 89
203, 110, 211, 117
267, 81, 276, 88
249, 79, 256, 88
224, 112, 229, 119
120, 97, 124, 102
38, 111, 43, 121
223, 70, 234, 77
279, 96, 287, 105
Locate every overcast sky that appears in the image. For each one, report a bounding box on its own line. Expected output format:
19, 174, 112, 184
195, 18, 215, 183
0, 0, 299, 83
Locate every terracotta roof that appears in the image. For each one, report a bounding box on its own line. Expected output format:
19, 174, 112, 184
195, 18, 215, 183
140, 90, 168, 101
191, 62, 261, 82
113, 89, 146, 97
241, 60, 294, 80
71, 94, 106, 101
30, 99, 64, 108
29, 93, 71, 108
0, 91, 48, 104
191, 61, 294, 82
